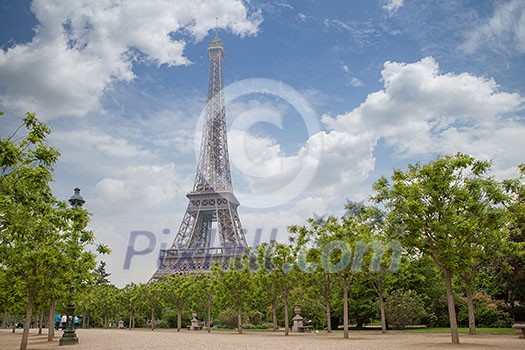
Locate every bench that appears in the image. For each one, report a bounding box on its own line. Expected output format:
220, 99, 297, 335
187, 325, 202, 330
297, 325, 312, 333
513, 323, 525, 338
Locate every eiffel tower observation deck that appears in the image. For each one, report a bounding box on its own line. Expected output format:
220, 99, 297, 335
151, 32, 247, 279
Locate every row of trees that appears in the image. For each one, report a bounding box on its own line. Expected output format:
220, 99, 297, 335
77, 153, 522, 345
0, 112, 109, 350
1, 113, 523, 347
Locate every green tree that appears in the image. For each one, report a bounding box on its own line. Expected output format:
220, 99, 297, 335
499, 164, 525, 321
94, 261, 111, 285
124, 283, 144, 329
269, 242, 297, 336
0, 112, 106, 350
305, 215, 362, 338
342, 202, 402, 334
212, 256, 254, 334
144, 281, 164, 330
255, 242, 282, 331
290, 219, 335, 333
373, 153, 508, 344
91, 283, 119, 328
393, 254, 445, 326
162, 274, 191, 331
196, 274, 214, 333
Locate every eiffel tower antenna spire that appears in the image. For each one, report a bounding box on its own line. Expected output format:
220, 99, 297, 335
151, 30, 245, 278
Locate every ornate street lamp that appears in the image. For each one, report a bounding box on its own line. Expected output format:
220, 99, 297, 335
59, 188, 85, 346
68, 187, 85, 208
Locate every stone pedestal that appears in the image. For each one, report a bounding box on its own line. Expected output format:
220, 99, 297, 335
190, 312, 202, 330
292, 304, 303, 332
292, 314, 304, 332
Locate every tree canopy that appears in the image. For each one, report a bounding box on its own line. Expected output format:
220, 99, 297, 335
0, 112, 108, 350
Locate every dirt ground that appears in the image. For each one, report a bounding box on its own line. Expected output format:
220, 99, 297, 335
1, 328, 523, 350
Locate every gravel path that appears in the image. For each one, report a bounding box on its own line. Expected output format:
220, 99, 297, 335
1, 328, 523, 350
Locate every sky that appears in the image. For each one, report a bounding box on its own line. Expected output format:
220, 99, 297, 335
1, 0, 524, 287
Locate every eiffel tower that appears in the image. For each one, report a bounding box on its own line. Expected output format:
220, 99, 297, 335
151, 32, 246, 279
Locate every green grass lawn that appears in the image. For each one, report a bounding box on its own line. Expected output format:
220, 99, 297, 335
403, 327, 516, 335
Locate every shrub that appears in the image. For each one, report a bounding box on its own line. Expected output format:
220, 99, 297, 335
241, 322, 273, 330
156, 320, 170, 329
385, 289, 427, 329
457, 292, 512, 328
216, 309, 238, 329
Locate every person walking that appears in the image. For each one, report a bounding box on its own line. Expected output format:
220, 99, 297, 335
74, 316, 79, 329
55, 314, 61, 330
61, 314, 67, 330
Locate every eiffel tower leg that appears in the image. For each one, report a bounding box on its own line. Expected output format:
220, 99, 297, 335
189, 212, 212, 249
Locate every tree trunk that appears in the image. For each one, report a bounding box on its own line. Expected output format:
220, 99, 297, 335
2, 311, 7, 328
83, 311, 89, 328
207, 293, 212, 333
443, 267, 460, 344
373, 280, 387, 334
38, 308, 44, 335
150, 308, 155, 331
343, 282, 349, 339
272, 299, 277, 331
47, 296, 56, 341
325, 299, 332, 333
284, 291, 289, 336
465, 280, 476, 335
20, 289, 35, 350
129, 310, 133, 330
12, 312, 16, 333
177, 307, 181, 332
237, 297, 242, 334
324, 274, 332, 333
378, 290, 387, 334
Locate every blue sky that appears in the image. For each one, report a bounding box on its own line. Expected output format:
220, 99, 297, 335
1, 0, 524, 286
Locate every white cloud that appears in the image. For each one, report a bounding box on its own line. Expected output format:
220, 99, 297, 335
227, 122, 374, 209
350, 77, 364, 87
322, 56, 524, 178
228, 127, 321, 208
341, 62, 364, 87
220, 58, 520, 211
0, 0, 262, 119
229, 129, 286, 178
92, 163, 187, 214
307, 130, 376, 191
463, 0, 525, 54
239, 196, 333, 245
383, 0, 404, 15
323, 18, 352, 32
55, 129, 151, 158
301, 88, 344, 107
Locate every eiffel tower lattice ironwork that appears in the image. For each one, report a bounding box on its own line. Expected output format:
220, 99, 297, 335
151, 32, 246, 279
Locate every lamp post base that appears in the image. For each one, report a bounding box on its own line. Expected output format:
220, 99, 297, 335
59, 329, 78, 346
59, 304, 78, 346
